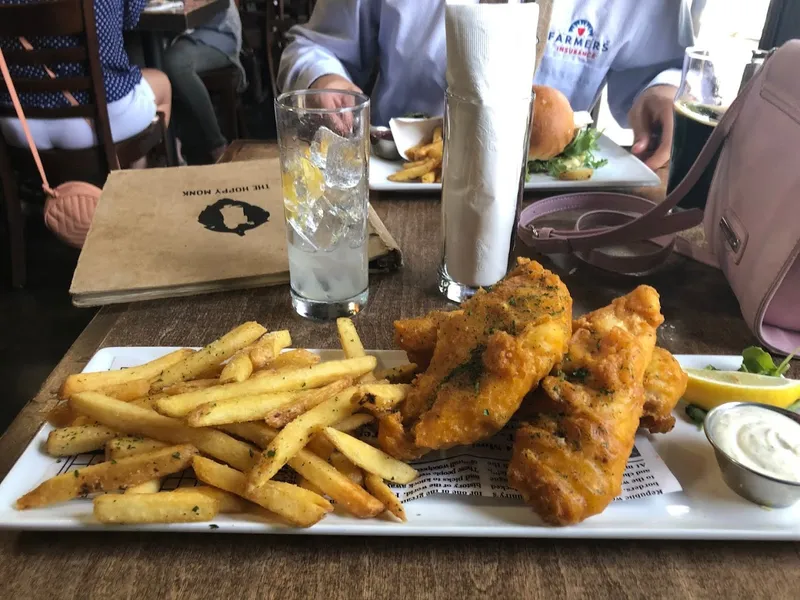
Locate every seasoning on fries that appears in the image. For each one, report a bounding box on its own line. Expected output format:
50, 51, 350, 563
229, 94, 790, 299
19, 319, 420, 528
388, 125, 444, 183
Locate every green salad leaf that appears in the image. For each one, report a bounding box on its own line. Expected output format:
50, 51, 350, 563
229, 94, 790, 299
526, 127, 608, 180
739, 346, 797, 377
403, 112, 430, 119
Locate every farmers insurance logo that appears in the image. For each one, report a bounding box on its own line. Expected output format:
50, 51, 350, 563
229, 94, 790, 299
548, 19, 610, 61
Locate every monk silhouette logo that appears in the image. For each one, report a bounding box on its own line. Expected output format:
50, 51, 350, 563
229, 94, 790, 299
198, 198, 270, 236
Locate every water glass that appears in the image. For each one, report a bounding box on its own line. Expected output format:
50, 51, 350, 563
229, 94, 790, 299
275, 90, 371, 319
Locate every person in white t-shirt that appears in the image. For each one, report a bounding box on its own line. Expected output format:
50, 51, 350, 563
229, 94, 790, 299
279, 0, 697, 169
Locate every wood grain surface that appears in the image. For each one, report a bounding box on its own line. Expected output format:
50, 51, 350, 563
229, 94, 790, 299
1, 142, 798, 599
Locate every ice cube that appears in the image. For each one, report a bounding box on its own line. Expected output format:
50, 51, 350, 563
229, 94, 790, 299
324, 138, 364, 189
310, 126, 346, 169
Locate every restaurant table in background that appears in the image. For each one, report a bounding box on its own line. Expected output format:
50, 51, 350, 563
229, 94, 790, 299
0, 143, 798, 598
137, 0, 228, 69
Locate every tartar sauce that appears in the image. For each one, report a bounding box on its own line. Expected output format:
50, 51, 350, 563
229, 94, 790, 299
710, 405, 800, 483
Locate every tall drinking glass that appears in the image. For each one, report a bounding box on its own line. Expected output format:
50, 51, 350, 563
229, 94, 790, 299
668, 46, 753, 209
275, 90, 370, 319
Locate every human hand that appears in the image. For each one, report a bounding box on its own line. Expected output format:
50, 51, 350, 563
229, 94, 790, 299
628, 84, 678, 170
309, 75, 364, 134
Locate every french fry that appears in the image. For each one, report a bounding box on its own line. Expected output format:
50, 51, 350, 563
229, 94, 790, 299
69, 415, 97, 427
249, 330, 292, 369
192, 456, 331, 527
105, 436, 169, 461
218, 422, 278, 449
97, 378, 151, 402
151, 322, 267, 390
403, 159, 427, 169
172, 485, 250, 513
288, 450, 384, 518
415, 139, 443, 159
46, 402, 75, 428
373, 363, 419, 384
263, 379, 353, 428
215, 423, 383, 518
16, 444, 198, 509
247, 386, 360, 488
186, 391, 301, 428
297, 476, 325, 496
329, 452, 364, 486
558, 167, 594, 181
162, 379, 220, 396
322, 427, 418, 484
260, 349, 320, 372
332, 413, 375, 433
336, 318, 374, 382
94, 490, 218, 524
125, 480, 162, 494
70, 392, 258, 472
358, 383, 411, 413
305, 434, 336, 460
364, 473, 407, 522
420, 171, 435, 184
46, 425, 119, 457
60, 348, 194, 399
219, 353, 254, 384
387, 158, 439, 183
156, 356, 376, 418
404, 141, 426, 160
432, 126, 443, 143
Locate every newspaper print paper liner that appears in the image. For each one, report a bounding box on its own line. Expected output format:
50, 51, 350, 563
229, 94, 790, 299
2, 349, 800, 539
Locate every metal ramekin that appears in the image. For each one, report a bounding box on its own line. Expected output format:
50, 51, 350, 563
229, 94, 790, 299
369, 125, 401, 160
704, 402, 800, 508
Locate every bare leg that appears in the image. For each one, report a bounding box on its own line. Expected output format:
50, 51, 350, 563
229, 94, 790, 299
141, 68, 172, 126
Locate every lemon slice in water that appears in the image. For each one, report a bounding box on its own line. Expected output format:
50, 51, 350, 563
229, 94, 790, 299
683, 368, 800, 411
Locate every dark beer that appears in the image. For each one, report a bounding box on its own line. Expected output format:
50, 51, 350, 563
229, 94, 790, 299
668, 101, 725, 209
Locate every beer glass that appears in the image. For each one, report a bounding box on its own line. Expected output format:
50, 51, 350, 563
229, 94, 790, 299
668, 46, 753, 209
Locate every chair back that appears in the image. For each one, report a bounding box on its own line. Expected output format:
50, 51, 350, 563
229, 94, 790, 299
0, 0, 118, 172
265, 0, 315, 97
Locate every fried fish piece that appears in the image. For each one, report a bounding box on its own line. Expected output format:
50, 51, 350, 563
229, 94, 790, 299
394, 310, 461, 370
640, 347, 688, 434
380, 259, 572, 457
508, 285, 663, 525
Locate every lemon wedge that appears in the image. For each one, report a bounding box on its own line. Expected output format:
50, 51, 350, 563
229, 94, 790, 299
683, 368, 800, 411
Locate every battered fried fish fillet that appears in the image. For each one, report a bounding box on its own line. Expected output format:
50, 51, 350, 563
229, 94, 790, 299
640, 347, 688, 434
380, 259, 572, 458
394, 310, 461, 370
402, 314, 685, 434
508, 285, 663, 525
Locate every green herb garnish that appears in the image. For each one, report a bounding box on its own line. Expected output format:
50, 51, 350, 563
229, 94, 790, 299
266, 449, 276, 458
739, 346, 797, 377
685, 404, 707, 428
483, 409, 490, 416
526, 127, 608, 180
403, 112, 430, 119
172, 452, 181, 459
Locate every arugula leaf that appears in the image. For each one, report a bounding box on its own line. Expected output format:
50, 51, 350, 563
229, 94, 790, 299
525, 128, 607, 180
739, 346, 797, 377
403, 112, 430, 119
704, 365, 719, 371
685, 404, 707, 428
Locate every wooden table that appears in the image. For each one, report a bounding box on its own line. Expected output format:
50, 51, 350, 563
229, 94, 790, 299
1, 142, 798, 599
137, 0, 228, 69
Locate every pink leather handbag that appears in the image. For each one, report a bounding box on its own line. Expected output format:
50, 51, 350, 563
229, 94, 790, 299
518, 40, 800, 355
0, 44, 103, 249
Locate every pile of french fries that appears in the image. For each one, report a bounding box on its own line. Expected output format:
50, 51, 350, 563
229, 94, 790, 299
388, 126, 443, 184
19, 319, 421, 528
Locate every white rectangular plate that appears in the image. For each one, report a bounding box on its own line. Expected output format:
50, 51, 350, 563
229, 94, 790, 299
1, 349, 798, 539
368, 134, 661, 193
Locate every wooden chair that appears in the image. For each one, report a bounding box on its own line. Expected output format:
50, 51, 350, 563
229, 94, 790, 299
0, 0, 172, 288
265, 0, 316, 97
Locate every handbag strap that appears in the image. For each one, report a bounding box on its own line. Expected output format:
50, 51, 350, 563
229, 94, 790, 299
517, 54, 761, 273
0, 47, 55, 196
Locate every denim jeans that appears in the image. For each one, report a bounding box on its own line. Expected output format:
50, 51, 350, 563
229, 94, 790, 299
163, 38, 232, 162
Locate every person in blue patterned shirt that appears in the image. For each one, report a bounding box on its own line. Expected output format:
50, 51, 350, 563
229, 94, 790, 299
0, 0, 172, 153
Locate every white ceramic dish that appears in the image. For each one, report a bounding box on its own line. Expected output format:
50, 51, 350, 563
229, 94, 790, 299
1, 349, 798, 539
368, 134, 661, 193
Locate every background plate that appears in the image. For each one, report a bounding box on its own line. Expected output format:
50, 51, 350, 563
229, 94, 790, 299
369, 135, 661, 193
1, 349, 798, 539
